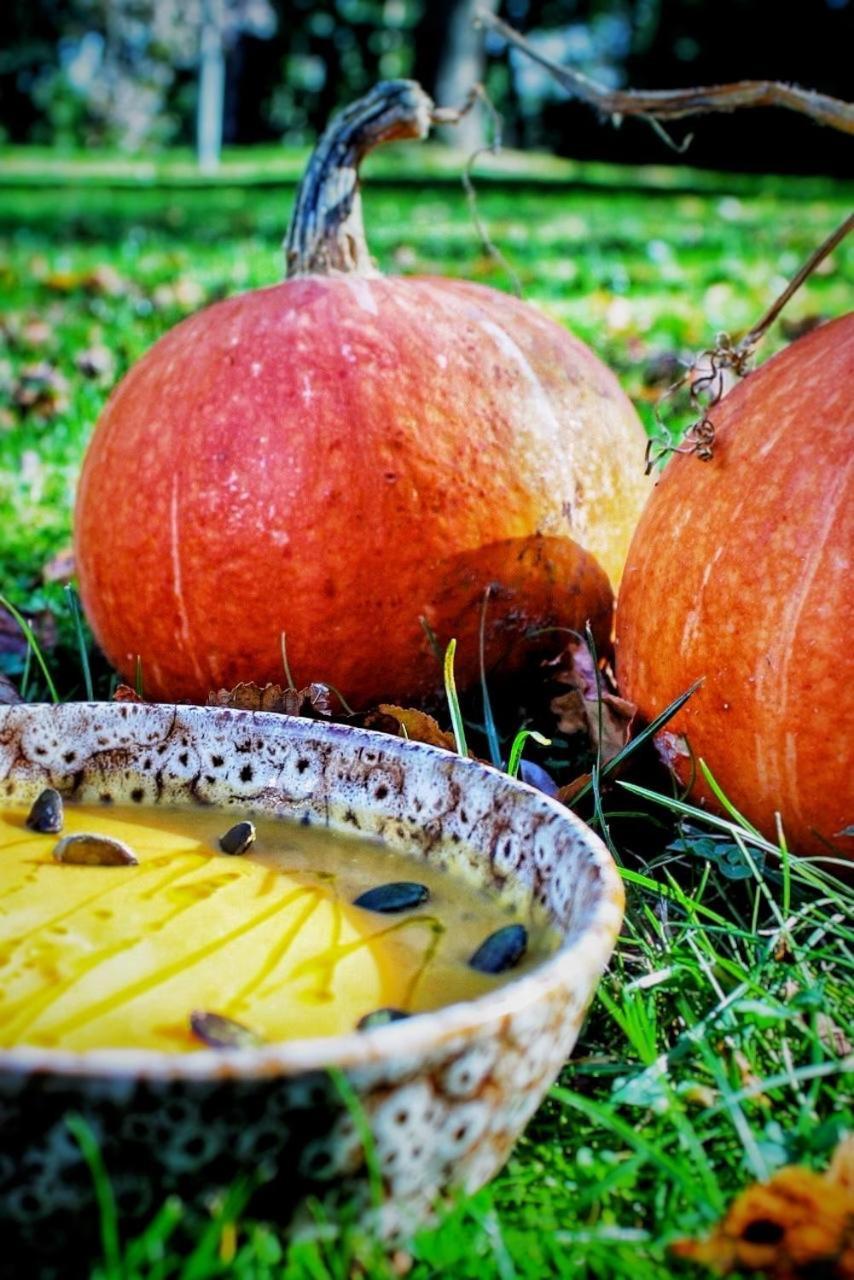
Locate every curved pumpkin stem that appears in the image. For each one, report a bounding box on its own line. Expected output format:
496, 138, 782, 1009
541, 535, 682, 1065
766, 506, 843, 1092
284, 80, 435, 279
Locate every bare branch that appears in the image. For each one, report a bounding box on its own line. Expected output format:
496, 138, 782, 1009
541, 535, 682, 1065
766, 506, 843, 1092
740, 212, 854, 351
477, 11, 854, 136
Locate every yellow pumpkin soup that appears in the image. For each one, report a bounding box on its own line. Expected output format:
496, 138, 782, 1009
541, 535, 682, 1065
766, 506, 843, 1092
0, 799, 550, 1052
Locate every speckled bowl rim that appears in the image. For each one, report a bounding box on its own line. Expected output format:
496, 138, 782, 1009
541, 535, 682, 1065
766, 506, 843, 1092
0, 703, 624, 1082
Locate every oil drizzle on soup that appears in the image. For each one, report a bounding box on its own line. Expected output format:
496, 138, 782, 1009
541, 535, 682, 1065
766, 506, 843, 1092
0, 803, 555, 1052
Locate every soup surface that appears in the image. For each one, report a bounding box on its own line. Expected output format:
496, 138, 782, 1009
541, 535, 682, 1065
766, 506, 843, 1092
0, 801, 553, 1052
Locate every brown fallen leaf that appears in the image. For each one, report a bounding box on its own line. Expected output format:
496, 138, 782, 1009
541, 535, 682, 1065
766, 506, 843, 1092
42, 264, 131, 297
373, 705, 457, 752
42, 546, 76, 585
731, 1045, 770, 1108
816, 1013, 853, 1058
208, 682, 304, 715
556, 771, 593, 807
830, 1137, 854, 1197
207, 681, 340, 718
671, 1137, 854, 1278
304, 682, 336, 716
783, 984, 851, 1057
548, 638, 636, 765
0, 674, 22, 705
0, 604, 58, 659
75, 345, 115, 381
113, 684, 145, 703
152, 278, 206, 312
20, 318, 54, 349
11, 362, 69, 418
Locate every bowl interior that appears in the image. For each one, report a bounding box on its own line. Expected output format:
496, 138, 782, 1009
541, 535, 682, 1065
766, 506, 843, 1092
0, 701, 624, 1075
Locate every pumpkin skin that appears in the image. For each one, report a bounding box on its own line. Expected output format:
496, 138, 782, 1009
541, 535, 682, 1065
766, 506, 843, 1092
75, 273, 649, 707
615, 312, 854, 860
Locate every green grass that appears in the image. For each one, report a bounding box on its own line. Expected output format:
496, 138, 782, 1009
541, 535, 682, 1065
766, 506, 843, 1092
1, 149, 852, 1278
0, 154, 851, 631
74, 826, 851, 1280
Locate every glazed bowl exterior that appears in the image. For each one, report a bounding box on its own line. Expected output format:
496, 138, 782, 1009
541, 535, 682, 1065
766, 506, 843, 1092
0, 702, 623, 1267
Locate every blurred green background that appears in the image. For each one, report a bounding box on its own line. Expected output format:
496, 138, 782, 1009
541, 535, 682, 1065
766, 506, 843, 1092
4, 0, 853, 172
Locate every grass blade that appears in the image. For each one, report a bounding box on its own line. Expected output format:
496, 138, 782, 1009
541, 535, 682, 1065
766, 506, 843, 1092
506, 728, 551, 779
444, 638, 468, 757
479, 586, 503, 768
0, 593, 59, 703
280, 630, 296, 691
328, 1067, 384, 1210
65, 583, 94, 700
569, 678, 703, 810
698, 757, 761, 836
66, 1113, 122, 1279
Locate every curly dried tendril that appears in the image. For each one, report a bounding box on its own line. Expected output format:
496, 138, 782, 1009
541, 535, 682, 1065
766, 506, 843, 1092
647, 212, 853, 472
647, 333, 755, 470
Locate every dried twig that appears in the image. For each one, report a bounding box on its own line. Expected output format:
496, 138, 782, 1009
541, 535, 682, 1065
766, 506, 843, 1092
648, 212, 854, 469
477, 10, 854, 137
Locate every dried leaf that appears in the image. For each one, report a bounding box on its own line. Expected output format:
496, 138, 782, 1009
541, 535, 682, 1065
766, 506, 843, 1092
207, 681, 340, 718
11, 362, 69, 418
656, 731, 691, 769
42, 546, 76, 585
304, 682, 335, 716
815, 1012, 853, 1058
113, 684, 145, 703
550, 689, 589, 737
47, 264, 130, 296
670, 1148, 854, 1277
374, 705, 457, 752
20, 318, 54, 349
732, 1046, 770, 1107
0, 674, 22, 705
75, 345, 115, 381
773, 934, 796, 964
0, 604, 58, 658
828, 1136, 854, 1195
548, 639, 636, 764
152, 278, 205, 311
556, 772, 593, 806
208, 682, 303, 714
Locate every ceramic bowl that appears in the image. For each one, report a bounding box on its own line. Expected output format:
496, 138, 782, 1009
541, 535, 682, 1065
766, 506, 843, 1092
0, 702, 623, 1269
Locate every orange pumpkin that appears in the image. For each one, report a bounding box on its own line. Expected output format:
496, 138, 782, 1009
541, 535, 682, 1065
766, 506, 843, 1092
75, 82, 650, 708
616, 312, 854, 861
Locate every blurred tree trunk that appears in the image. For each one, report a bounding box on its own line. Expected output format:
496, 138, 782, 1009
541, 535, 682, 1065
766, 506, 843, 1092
415, 0, 499, 150
197, 0, 225, 171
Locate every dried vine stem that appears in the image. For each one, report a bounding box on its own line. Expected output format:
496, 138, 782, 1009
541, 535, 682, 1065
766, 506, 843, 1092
647, 212, 854, 470
433, 84, 523, 296
477, 10, 854, 136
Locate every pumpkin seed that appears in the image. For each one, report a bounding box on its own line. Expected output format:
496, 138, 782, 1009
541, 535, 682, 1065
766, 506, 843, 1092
52, 833, 138, 866
353, 881, 429, 913
189, 1010, 265, 1049
219, 820, 256, 855
468, 923, 527, 974
357, 1007, 411, 1031
26, 787, 64, 834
